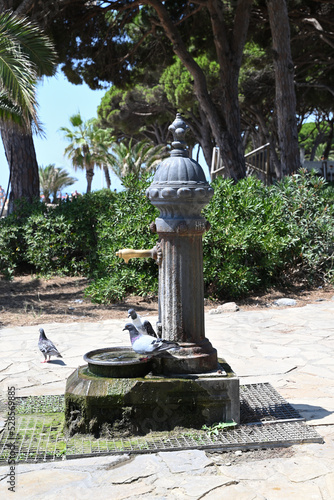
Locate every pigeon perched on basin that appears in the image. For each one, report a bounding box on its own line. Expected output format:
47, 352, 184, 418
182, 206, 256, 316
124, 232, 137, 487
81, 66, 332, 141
127, 308, 158, 337
38, 328, 63, 363
123, 323, 180, 359
142, 319, 158, 338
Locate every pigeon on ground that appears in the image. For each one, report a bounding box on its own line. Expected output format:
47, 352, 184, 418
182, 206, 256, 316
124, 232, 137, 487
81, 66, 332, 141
127, 308, 158, 337
123, 323, 180, 358
38, 328, 63, 363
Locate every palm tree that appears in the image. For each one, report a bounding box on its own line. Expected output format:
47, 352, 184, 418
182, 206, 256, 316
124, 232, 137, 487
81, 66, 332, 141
89, 119, 115, 189
39, 164, 77, 203
0, 11, 57, 211
314, 144, 334, 161
108, 140, 168, 182
60, 113, 114, 193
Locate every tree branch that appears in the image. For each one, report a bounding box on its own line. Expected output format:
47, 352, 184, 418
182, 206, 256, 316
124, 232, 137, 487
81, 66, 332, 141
296, 82, 334, 97
232, 0, 253, 65
139, 0, 227, 137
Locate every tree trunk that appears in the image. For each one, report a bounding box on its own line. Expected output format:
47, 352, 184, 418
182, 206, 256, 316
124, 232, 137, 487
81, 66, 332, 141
186, 61, 245, 180
86, 168, 94, 193
188, 108, 214, 173
206, 0, 252, 180
249, 106, 282, 180
310, 131, 325, 161
103, 165, 111, 189
1, 122, 40, 212
147, 0, 251, 180
267, 0, 300, 179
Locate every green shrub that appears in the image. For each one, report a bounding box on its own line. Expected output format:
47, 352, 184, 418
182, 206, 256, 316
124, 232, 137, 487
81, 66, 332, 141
203, 175, 290, 298
0, 222, 27, 278
1, 170, 333, 303
271, 169, 334, 282
203, 170, 334, 298
29, 191, 113, 275
0, 190, 116, 278
84, 174, 159, 302
0, 199, 44, 278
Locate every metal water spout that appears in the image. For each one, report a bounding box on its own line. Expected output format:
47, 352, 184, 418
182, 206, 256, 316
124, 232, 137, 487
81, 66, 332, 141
117, 113, 218, 374
116, 246, 161, 264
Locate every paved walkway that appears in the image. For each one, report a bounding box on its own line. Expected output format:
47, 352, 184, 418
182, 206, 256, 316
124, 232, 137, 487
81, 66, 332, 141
0, 301, 334, 499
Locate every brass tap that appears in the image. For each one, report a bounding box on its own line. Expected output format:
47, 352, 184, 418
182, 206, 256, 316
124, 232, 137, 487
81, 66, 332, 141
116, 244, 162, 264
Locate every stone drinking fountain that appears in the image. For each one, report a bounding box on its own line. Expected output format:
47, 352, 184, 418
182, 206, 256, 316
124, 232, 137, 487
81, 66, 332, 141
65, 114, 239, 436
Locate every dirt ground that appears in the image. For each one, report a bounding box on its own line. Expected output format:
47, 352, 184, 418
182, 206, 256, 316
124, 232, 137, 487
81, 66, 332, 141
0, 275, 333, 328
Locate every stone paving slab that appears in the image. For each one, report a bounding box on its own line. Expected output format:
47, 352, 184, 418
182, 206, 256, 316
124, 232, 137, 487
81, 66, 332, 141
0, 302, 334, 498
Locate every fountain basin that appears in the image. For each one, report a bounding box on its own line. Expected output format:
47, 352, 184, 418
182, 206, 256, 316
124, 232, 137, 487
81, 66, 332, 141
83, 347, 152, 378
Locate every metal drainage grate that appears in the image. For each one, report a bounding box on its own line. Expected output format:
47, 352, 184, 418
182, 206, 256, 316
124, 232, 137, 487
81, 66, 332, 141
240, 383, 304, 424
0, 414, 65, 463
0, 383, 323, 464
65, 421, 322, 459
14, 395, 65, 415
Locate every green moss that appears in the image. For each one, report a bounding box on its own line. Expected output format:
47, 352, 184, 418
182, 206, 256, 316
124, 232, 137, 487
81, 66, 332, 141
64, 366, 238, 436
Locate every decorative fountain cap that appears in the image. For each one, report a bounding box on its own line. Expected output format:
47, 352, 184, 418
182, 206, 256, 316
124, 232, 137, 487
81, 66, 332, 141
147, 113, 214, 211
169, 112, 189, 157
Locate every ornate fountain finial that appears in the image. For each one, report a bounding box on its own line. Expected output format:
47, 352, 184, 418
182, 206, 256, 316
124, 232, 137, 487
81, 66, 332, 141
168, 113, 189, 157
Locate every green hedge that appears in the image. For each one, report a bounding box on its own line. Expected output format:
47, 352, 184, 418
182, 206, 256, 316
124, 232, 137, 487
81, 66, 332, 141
1, 170, 333, 302
0, 191, 113, 278
203, 171, 334, 297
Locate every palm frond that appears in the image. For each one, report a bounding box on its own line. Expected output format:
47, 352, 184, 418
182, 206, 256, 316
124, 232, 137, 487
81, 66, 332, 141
0, 12, 57, 77
0, 11, 57, 130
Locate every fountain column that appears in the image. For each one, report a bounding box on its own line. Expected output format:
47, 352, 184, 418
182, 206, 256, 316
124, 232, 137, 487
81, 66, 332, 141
147, 113, 217, 373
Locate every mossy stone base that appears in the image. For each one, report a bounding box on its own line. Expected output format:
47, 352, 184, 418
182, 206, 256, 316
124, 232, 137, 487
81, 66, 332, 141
65, 363, 239, 436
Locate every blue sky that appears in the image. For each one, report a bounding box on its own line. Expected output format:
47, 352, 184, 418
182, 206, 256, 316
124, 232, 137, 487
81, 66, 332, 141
0, 70, 211, 197
0, 71, 123, 195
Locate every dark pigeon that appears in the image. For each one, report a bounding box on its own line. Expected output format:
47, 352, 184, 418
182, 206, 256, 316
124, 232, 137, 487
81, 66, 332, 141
142, 319, 158, 338
38, 328, 62, 363
128, 308, 158, 337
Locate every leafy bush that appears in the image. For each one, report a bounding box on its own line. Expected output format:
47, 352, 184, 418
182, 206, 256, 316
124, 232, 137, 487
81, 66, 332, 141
203, 175, 290, 297
0, 190, 115, 278
85, 174, 159, 302
203, 170, 334, 298
26, 190, 115, 275
1, 169, 333, 302
0, 199, 44, 278
271, 170, 334, 282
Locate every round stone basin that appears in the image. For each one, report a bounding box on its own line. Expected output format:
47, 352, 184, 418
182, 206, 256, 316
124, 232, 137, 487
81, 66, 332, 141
83, 347, 152, 378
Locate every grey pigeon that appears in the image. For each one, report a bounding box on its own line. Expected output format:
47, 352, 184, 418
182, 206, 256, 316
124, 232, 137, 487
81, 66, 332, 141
123, 323, 180, 358
127, 308, 158, 337
38, 328, 62, 363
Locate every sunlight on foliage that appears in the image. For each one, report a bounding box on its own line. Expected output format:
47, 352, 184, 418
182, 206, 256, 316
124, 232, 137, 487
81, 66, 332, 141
0, 170, 334, 301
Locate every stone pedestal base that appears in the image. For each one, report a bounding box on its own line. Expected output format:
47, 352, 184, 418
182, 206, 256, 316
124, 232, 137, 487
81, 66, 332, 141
153, 339, 218, 375
65, 360, 239, 436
